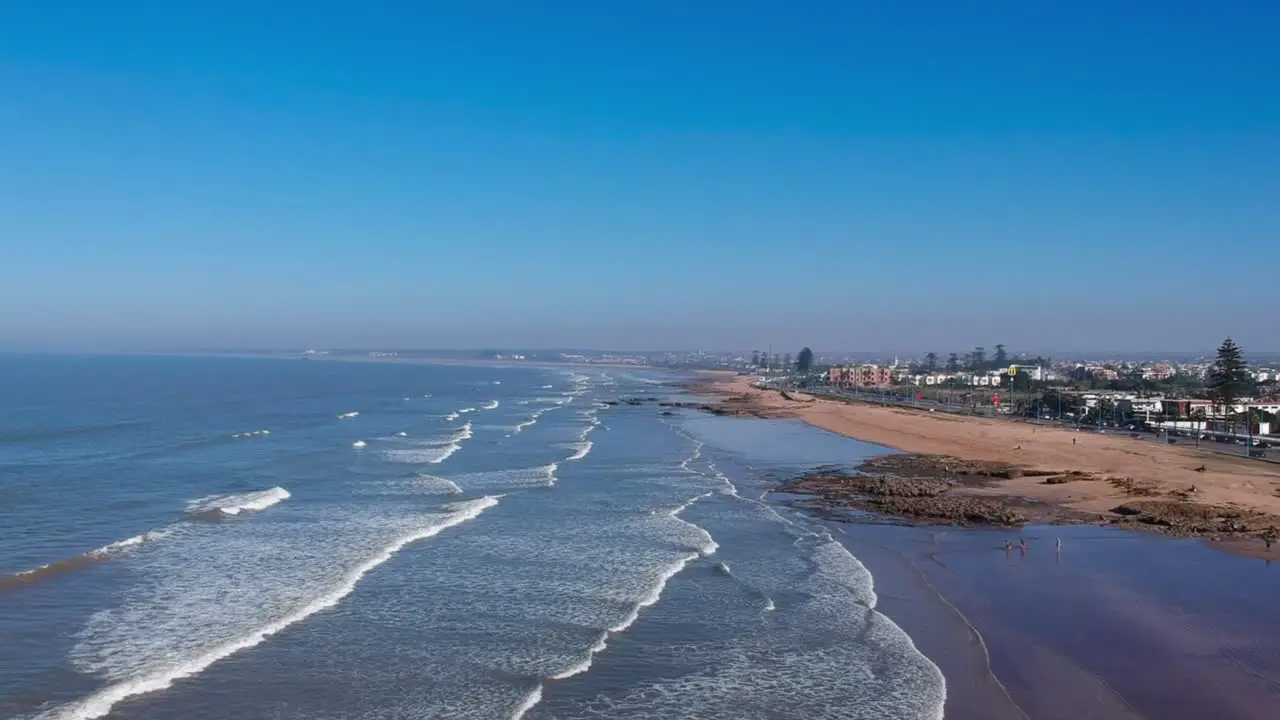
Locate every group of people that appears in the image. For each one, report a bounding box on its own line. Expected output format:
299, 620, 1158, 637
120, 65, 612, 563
1004, 537, 1063, 554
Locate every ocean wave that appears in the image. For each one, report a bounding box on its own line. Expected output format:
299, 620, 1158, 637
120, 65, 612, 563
382, 423, 471, 465
413, 474, 464, 495
186, 487, 291, 517
1, 529, 174, 593
448, 463, 558, 491
46, 496, 501, 720
458, 407, 477, 414
230, 429, 269, 439
509, 684, 543, 720
337, 411, 359, 419
534, 551, 696, 695
444, 412, 459, 421
564, 441, 593, 462
483, 400, 500, 410
669, 492, 718, 555
352, 440, 367, 448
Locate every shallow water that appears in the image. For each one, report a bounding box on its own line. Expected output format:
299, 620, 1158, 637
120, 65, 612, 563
0, 355, 944, 720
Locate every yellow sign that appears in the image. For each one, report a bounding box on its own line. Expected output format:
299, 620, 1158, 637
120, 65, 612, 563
1008, 366, 1017, 375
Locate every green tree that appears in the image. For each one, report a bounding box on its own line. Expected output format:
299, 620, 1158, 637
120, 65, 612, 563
924, 352, 938, 372
796, 347, 815, 374
946, 353, 960, 372
994, 344, 1008, 367
1207, 338, 1250, 432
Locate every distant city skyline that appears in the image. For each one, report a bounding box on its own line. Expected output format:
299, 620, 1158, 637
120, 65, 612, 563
2, 3, 1277, 352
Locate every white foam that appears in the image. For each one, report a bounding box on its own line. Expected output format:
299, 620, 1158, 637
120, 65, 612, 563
230, 429, 269, 439
444, 412, 459, 421
483, 400, 500, 410
338, 411, 359, 419
395, 431, 408, 437
45, 496, 501, 720
564, 441, 593, 462
509, 684, 543, 720
10, 527, 176, 580
186, 487, 291, 517
412, 474, 464, 495
549, 632, 610, 680
448, 463, 558, 491
458, 407, 477, 414
352, 440, 367, 448
540, 384, 553, 389
534, 549, 698, 690
669, 492, 718, 555
87, 530, 173, 558
608, 552, 698, 634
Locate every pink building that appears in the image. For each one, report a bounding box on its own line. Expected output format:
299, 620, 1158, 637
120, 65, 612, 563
828, 365, 894, 388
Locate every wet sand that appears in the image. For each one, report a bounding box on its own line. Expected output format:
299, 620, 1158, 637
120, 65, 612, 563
824, 519, 1280, 719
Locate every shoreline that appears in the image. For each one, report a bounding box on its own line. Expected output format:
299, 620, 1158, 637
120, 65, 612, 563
699, 374, 1280, 558
821, 517, 1280, 720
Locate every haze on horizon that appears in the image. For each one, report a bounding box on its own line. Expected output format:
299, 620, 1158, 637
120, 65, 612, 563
2, 3, 1277, 355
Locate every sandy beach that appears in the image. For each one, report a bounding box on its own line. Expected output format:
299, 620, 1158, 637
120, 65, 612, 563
682, 374, 1280, 718
701, 374, 1280, 555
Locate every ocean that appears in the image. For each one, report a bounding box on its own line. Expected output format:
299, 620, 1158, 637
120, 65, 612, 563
0, 355, 945, 720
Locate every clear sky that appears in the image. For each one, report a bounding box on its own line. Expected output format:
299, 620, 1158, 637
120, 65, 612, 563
2, 2, 1277, 353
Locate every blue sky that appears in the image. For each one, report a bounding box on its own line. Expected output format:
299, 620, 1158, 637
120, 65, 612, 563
2, 2, 1277, 352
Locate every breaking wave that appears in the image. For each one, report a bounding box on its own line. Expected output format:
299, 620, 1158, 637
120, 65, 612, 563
186, 487, 291, 517
1, 529, 174, 592
44, 496, 501, 720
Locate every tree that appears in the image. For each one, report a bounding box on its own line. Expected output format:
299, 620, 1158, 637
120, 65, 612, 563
946, 353, 960, 372
751, 350, 760, 367
1207, 337, 1250, 432
994, 344, 1008, 367
924, 352, 938, 372
796, 347, 815, 374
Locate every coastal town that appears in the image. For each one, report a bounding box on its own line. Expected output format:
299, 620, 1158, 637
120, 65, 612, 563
658, 341, 1280, 453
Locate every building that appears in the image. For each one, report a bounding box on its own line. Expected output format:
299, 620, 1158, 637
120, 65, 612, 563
828, 365, 894, 388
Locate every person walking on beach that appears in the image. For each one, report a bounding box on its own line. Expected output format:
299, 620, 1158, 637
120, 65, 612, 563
1056, 538, 1062, 553
1005, 540, 1012, 553
1020, 537, 1028, 553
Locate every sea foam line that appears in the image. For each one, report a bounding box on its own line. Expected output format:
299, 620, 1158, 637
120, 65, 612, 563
483, 400, 500, 410
564, 441, 593, 462
670, 492, 719, 555
40, 496, 502, 720
2, 529, 174, 592
540, 552, 699, 692
509, 684, 543, 720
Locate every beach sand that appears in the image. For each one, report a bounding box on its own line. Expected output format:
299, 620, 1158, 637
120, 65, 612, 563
705, 375, 1280, 543
695, 372, 1280, 717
